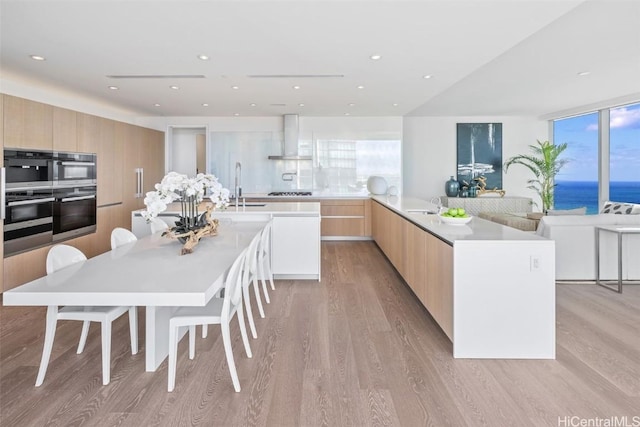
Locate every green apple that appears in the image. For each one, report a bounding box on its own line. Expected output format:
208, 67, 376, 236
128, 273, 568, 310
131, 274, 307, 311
457, 208, 466, 216
447, 208, 457, 215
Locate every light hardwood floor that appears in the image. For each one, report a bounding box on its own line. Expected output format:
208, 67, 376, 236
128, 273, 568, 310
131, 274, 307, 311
1, 241, 639, 426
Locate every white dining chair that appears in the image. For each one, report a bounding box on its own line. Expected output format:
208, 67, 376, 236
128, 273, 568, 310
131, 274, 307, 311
203, 227, 266, 340
110, 227, 138, 250
149, 218, 169, 234
257, 220, 275, 295
242, 232, 265, 339
36, 245, 138, 386
167, 248, 252, 392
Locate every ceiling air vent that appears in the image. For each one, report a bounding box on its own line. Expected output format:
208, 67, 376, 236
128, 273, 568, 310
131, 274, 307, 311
248, 74, 344, 78
106, 75, 206, 79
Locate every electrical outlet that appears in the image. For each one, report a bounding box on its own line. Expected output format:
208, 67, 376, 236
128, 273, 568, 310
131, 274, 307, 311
530, 256, 540, 271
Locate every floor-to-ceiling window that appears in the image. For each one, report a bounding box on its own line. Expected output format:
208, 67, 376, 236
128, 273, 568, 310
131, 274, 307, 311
553, 102, 640, 213
609, 102, 640, 203
553, 112, 600, 213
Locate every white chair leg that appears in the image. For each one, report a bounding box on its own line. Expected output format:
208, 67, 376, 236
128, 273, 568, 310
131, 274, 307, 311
101, 321, 111, 385
128, 307, 138, 355
189, 325, 196, 360
77, 320, 91, 354
243, 281, 258, 339
220, 322, 241, 392
35, 306, 59, 387
266, 263, 275, 291
258, 261, 271, 304
252, 278, 265, 318
236, 302, 252, 358
168, 324, 178, 392
202, 324, 208, 338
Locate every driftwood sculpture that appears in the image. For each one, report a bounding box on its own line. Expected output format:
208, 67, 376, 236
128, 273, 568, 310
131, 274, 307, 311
476, 176, 506, 197
163, 204, 220, 255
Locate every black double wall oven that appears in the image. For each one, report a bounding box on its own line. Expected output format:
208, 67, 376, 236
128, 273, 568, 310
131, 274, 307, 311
3, 149, 97, 257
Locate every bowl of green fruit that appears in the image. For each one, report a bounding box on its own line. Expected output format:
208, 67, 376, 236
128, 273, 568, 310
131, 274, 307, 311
438, 207, 472, 225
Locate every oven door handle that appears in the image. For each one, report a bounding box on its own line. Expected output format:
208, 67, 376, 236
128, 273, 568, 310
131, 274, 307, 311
59, 161, 96, 166
60, 195, 96, 202
7, 197, 56, 207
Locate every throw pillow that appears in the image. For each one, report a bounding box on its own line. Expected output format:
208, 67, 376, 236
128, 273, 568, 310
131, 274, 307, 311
547, 207, 587, 216
600, 201, 639, 215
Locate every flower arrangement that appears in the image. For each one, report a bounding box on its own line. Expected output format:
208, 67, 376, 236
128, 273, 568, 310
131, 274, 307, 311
141, 172, 230, 253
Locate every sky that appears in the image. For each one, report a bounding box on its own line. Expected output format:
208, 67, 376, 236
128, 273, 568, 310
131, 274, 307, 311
553, 102, 640, 182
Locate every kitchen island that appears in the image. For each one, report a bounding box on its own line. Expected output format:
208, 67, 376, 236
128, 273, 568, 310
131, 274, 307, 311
132, 202, 321, 281
371, 195, 555, 359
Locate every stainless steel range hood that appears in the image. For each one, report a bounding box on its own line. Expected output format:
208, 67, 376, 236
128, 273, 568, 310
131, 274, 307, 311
268, 114, 312, 160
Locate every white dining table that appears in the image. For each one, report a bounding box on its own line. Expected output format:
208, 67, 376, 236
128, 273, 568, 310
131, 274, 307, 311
3, 221, 268, 371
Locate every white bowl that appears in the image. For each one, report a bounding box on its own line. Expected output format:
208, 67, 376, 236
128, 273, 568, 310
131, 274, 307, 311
438, 214, 472, 225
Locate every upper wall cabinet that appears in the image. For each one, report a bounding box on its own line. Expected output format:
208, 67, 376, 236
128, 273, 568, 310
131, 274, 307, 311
53, 106, 77, 152
76, 112, 100, 153
3, 95, 53, 150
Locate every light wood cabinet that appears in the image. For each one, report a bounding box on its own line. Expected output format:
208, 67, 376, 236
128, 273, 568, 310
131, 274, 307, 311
372, 200, 453, 341
141, 127, 165, 194
424, 232, 453, 339
97, 118, 121, 206
3, 95, 53, 150
53, 106, 77, 152
3, 246, 49, 292
402, 220, 427, 302
371, 201, 403, 271
1, 95, 165, 292
120, 125, 165, 227
320, 199, 370, 238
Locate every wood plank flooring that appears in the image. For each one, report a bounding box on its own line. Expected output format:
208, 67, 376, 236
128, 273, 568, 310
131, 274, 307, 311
1, 241, 639, 426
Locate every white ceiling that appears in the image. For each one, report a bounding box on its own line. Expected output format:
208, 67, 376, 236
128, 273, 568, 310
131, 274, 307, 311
1, 0, 638, 118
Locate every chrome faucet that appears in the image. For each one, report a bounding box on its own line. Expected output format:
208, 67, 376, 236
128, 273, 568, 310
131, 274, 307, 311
234, 161, 242, 207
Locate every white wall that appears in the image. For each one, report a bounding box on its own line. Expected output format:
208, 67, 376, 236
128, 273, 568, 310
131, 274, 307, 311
403, 116, 549, 209
169, 127, 205, 176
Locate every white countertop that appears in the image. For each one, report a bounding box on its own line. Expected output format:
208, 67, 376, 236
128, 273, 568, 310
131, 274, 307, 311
133, 201, 321, 217
371, 195, 547, 244
242, 191, 370, 199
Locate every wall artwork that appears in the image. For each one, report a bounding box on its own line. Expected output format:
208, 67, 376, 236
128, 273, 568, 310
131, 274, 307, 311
456, 123, 503, 190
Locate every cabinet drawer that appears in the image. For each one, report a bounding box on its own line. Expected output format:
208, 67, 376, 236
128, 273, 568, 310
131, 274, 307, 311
321, 204, 364, 216
321, 217, 364, 236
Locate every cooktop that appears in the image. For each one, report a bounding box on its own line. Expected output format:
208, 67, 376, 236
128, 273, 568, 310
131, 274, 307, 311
268, 191, 313, 196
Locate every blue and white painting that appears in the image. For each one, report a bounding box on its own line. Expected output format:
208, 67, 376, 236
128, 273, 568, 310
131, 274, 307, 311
456, 123, 503, 190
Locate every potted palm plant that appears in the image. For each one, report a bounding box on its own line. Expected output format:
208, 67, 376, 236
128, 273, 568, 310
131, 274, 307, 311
504, 140, 569, 212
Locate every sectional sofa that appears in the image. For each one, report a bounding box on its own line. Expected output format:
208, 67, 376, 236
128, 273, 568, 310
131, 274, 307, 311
536, 202, 640, 281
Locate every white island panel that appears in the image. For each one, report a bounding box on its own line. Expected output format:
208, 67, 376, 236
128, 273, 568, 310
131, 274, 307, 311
453, 240, 555, 359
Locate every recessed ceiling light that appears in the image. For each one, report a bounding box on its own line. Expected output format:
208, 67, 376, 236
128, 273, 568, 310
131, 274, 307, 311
293, 85, 301, 90
30, 55, 46, 61
232, 86, 239, 90
250, 103, 257, 107
197, 54, 209, 61
154, 103, 161, 107
577, 71, 591, 76
344, 113, 350, 116
234, 113, 240, 116
202, 103, 209, 107
370, 54, 382, 60
298, 103, 305, 107
108, 86, 119, 90
357, 85, 364, 89
348, 103, 355, 107
170, 85, 179, 90
392, 103, 399, 107
423, 75, 432, 79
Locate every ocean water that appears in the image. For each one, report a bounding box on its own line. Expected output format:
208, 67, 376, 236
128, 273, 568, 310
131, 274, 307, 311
554, 181, 640, 214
